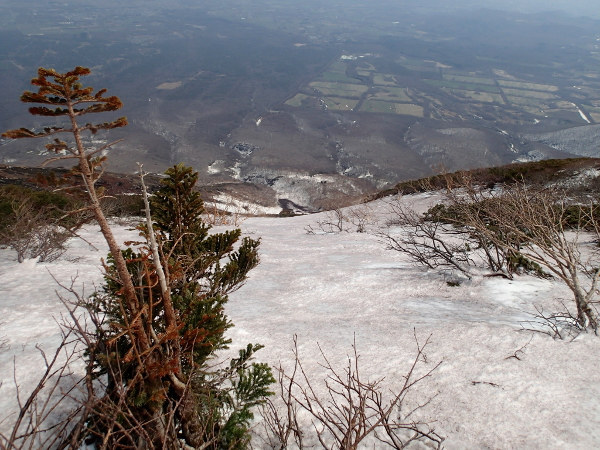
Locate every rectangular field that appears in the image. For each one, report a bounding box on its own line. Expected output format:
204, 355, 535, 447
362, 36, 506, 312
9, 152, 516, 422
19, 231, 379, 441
328, 61, 348, 73
497, 80, 559, 92
369, 87, 412, 102
506, 95, 548, 107
360, 100, 424, 117
502, 88, 558, 100
554, 101, 577, 110
308, 81, 369, 97
398, 57, 441, 72
318, 71, 360, 83
394, 103, 425, 116
448, 89, 504, 103
285, 93, 311, 107
400, 64, 440, 73
372, 74, 398, 86
444, 74, 496, 85
424, 79, 500, 93
322, 96, 359, 111
357, 62, 376, 71
520, 106, 547, 115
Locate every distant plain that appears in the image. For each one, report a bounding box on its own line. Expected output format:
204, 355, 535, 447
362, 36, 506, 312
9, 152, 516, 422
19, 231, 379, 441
1, 0, 599, 208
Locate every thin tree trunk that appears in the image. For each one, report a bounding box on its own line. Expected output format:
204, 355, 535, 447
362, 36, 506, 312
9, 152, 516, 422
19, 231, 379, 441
67, 98, 150, 353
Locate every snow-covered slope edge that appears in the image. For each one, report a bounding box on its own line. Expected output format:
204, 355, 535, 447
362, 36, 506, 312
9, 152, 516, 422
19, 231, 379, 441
0, 195, 599, 448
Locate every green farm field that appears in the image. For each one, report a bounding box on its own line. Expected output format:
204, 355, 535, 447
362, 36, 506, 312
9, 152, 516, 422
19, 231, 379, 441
372, 74, 398, 86
308, 81, 368, 97
506, 95, 550, 107
501, 88, 558, 100
318, 71, 360, 83
360, 100, 424, 117
285, 93, 311, 107
424, 79, 500, 93
369, 87, 412, 102
447, 89, 504, 103
444, 74, 496, 85
497, 80, 559, 92
322, 96, 359, 111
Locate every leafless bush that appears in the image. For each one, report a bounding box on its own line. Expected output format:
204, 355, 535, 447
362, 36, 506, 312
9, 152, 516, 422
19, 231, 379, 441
1, 286, 186, 450
99, 194, 144, 220
381, 175, 600, 332
316, 208, 346, 233
0, 326, 87, 449
379, 197, 475, 278
0, 195, 72, 263
203, 194, 257, 226
521, 302, 590, 340
259, 334, 443, 449
345, 205, 375, 233
306, 205, 375, 234
460, 184, 600, 331
259, 357, 304, 449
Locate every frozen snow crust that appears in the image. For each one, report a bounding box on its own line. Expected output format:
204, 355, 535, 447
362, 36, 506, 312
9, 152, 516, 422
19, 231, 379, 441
1, 194, 599, 448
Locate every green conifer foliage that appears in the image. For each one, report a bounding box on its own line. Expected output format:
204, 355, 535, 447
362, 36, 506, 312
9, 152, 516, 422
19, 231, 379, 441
90, 164, 270, 448
4, 67, 272, 447
150, 164, 260, 362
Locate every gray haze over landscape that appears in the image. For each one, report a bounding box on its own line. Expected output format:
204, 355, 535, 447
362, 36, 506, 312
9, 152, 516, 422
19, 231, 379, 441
2, 3, 600, 449
415, 0, 599, 17
1, 0, 600, 209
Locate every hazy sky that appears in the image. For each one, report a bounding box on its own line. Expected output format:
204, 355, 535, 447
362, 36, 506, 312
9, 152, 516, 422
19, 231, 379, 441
133, 0, 600, 19
435, 0, 599, 18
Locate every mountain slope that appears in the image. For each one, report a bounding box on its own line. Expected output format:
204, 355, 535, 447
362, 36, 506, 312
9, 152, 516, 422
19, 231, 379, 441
1, 177, 599, 447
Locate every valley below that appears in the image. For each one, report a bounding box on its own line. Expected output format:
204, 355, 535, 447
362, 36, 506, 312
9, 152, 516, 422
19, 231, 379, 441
1, 0, 600, 210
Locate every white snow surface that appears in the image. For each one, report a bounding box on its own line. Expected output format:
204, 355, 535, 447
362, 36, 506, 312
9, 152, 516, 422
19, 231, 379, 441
1, 195, 599, 448
575, 104, 591, 124
209, 194, 282, 216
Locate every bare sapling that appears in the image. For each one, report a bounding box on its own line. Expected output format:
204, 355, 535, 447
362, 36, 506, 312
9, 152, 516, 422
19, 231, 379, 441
2, 67, 149, 353
465, 184, 600, 331
0, 297, 88, 450
306, 204, 374, 234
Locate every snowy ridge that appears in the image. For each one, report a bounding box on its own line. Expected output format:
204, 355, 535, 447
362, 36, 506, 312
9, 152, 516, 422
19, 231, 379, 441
1, 195, 599, 448
208, 193, 282, 216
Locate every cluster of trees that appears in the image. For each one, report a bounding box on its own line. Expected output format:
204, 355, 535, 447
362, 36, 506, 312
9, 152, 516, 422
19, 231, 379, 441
2, 67, 272, 448
1, 67, 442, 449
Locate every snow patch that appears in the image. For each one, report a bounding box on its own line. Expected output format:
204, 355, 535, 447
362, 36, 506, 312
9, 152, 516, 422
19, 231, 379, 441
576, 106, 591, 124
550, 167, 600, 189
208, 194, 282, 216
207, 160, 226, 175
229, 161, 243, 179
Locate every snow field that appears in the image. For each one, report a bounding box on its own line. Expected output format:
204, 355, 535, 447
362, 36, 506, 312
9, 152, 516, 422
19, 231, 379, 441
0, 195, 598, 448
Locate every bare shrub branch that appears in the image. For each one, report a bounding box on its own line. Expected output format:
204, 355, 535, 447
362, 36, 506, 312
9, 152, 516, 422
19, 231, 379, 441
260, 333, 443, 449
307, 204, 376, 235
456, 184, 600, 331
0, 321, 86, 450
0, 192, 72, 263
380, 176, 600, 333
378, 197, 475, 278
